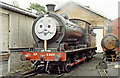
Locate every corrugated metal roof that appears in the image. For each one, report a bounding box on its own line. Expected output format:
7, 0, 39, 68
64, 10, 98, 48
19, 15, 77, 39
55, 2, 111, 21
0, 1, 38, 18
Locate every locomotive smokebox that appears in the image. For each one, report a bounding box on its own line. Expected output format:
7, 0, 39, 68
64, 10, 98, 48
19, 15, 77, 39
46, 4, 56, 12
101, 34, 119, 51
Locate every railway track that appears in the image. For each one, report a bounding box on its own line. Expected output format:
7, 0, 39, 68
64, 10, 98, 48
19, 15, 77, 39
21, 69, 38, 77
21, 68, 66, 78
96, 57, 109, 78
37, 73, 65, 78
98, 69, 109, 78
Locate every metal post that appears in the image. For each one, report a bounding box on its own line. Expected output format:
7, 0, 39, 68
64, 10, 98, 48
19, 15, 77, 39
8, 52, 10, 72
44, 40, 47, 51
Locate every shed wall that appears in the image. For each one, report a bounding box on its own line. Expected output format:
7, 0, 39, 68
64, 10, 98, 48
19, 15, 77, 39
0, 9, 35, 50
0, 12, 9, 51
9, 12, 35, 49
56, 3, 110, 35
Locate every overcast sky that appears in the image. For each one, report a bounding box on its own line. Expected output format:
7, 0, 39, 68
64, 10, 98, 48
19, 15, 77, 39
0, 0, 119, 20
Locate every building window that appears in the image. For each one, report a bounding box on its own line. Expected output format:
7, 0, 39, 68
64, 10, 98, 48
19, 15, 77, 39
108, 26, 113, 33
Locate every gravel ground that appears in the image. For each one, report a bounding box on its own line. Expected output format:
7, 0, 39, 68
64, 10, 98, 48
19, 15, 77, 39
106, 62, 119, 76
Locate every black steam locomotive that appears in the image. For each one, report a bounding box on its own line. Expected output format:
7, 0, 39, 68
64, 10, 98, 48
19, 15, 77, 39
21, 4, 97, 73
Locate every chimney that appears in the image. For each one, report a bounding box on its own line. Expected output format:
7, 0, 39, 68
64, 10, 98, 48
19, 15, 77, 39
46, 4, 56, 12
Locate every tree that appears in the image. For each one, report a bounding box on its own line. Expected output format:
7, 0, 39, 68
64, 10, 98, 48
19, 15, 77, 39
27, 3, 46, 15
